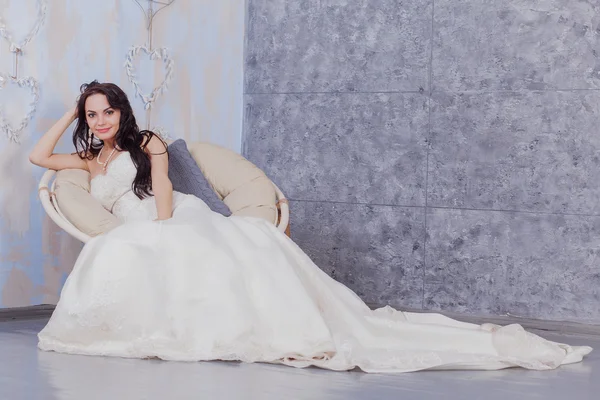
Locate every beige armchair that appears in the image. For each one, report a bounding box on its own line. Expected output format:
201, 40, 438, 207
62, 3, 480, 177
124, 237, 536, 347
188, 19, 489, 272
38, 142, 290, 243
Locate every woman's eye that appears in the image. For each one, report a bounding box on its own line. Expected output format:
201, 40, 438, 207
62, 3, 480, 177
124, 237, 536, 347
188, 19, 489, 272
106, 110, 114, 115
87, 114, 95, 118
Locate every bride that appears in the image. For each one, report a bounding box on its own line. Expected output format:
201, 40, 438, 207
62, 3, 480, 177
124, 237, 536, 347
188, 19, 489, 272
29, 81, 592, 373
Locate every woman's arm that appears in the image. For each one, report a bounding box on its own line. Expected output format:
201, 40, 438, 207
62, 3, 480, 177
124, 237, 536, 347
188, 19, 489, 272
29, 107, 88, 171
146, 136, 172, 220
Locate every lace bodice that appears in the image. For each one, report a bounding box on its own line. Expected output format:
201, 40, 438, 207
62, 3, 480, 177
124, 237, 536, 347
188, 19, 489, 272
90, 152, 158, 222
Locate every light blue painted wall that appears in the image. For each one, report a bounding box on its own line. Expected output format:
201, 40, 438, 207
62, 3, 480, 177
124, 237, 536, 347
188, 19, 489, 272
0, 0, 244, 307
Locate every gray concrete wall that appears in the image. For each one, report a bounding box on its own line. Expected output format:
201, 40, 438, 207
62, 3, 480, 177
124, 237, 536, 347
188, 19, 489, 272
243, 1, 600, 324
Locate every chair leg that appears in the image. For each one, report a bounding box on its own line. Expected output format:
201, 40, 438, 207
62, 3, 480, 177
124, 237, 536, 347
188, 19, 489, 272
277, 205, 291, 238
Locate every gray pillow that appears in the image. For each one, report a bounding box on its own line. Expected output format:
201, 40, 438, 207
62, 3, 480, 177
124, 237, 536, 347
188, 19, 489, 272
167, 139, 232, 216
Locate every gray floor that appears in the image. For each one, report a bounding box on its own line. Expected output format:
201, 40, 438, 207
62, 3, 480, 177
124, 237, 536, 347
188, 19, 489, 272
1, 318, 598, 400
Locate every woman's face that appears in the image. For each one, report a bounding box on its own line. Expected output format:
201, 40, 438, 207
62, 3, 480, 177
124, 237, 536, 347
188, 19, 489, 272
85, 93, 121, 141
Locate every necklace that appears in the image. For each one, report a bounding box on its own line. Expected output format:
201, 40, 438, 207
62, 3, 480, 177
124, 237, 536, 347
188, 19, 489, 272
97, 146, 118, 171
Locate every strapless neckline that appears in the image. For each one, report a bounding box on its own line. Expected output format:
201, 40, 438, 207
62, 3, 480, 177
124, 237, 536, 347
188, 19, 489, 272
91, 151, 131, 183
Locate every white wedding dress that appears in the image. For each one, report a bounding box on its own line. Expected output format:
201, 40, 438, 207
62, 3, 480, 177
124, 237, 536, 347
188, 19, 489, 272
38, 152, 593, 373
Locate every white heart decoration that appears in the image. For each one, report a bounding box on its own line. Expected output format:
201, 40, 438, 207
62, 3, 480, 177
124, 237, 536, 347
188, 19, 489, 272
125, 46, 174, 110
0, 0, 47, 53
0, 74, 40, 143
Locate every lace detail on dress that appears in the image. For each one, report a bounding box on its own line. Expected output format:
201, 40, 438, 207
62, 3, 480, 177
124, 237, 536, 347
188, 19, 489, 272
90, 153, 137, 212
90, 152, 159, 222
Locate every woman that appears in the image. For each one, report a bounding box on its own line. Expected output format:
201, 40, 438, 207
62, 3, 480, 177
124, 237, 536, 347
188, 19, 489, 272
29, 81, 592, 373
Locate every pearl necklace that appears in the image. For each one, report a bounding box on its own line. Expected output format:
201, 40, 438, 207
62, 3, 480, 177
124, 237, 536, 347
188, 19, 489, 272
97, 146, 118, 172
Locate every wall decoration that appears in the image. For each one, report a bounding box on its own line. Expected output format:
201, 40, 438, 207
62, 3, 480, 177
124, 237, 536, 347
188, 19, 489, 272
133, 0, 175, 29
127, 0, 176, 136
0, 74, 40, 143
0, 0, 47, 54
125, 46, 174, 111
0, 0, 46, 143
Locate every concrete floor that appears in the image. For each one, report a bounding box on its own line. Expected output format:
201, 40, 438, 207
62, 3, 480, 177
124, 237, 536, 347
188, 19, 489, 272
1, 318, 598, 400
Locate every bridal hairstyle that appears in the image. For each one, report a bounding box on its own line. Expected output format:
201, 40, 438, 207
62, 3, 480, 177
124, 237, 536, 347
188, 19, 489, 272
72, 80, 167, 199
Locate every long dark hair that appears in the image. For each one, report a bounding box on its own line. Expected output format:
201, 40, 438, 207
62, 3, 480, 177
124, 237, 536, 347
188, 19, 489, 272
72, 80, 166, 199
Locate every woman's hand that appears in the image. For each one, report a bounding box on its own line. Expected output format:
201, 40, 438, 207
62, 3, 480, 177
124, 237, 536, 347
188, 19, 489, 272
69, 105, 79, 121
